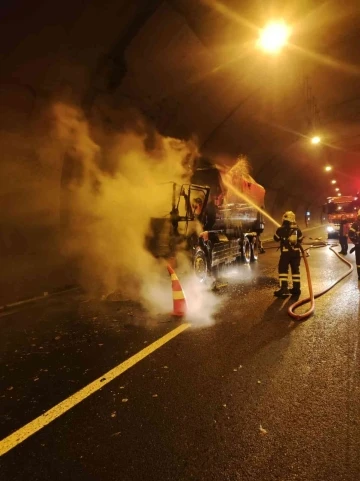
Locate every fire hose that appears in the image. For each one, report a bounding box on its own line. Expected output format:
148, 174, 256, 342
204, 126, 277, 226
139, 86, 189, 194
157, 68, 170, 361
287, 242, 354, 321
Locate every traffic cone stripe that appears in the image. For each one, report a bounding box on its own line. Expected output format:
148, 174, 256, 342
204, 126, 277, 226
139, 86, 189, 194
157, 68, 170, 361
167, 264, 187, 317
167, 265, 175, 275
173, 291, 185, 300
172, 280, 184, 293
172, 280, 182, 290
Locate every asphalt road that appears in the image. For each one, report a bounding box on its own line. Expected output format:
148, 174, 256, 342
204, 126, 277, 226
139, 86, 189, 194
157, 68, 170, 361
1, 225, 360, 481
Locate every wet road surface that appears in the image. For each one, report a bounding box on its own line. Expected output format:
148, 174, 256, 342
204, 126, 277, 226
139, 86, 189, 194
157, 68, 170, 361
1, 226, 360, 481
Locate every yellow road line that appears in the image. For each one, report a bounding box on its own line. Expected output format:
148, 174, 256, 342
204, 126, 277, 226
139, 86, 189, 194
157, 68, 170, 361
0, 322, 191, 457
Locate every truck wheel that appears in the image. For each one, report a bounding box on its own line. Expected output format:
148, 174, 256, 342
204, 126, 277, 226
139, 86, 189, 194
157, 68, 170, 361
242, 237, 251, 263
250, 237, 259, 262
193, 248, 209, 282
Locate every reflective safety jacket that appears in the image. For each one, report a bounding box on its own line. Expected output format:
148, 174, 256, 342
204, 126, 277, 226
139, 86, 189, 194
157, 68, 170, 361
274, 222, 303, 253
349, 220, 360, 244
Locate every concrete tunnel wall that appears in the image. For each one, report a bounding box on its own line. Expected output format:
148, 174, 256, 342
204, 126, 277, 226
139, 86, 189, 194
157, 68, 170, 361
0, 1, 326, 305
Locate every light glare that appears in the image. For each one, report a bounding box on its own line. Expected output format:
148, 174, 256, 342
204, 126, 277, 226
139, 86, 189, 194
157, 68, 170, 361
331, 180, 337, 184
325, 165, 332, 171
258, 21, 290, 53
311, 136, 321, 144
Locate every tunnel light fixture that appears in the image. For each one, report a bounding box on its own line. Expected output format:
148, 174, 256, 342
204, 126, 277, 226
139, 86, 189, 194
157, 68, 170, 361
311, 136, 321, 145
335, 187, 339, 191
337, 193, 342, 196
324, 165, 332, 172
258, 21, 290, 54
331, 179, 337, 184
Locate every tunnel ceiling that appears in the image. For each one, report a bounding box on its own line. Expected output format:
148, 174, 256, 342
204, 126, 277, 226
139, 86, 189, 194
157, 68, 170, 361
1, 0, 360, 204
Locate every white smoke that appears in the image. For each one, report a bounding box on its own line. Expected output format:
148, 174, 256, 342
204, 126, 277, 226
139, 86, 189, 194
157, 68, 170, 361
50, 102, 223, 323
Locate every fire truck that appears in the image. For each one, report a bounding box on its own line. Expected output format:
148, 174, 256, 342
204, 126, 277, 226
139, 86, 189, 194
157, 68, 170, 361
147, 157, 265, 281
322, 195, 360, 238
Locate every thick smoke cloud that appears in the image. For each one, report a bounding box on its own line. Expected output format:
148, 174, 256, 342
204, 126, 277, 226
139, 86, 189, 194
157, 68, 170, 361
50, 102, 223, 323
0, 97, 223, 323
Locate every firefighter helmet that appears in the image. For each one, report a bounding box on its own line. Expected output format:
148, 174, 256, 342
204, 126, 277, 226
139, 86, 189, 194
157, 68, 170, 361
282, 211, 296, 223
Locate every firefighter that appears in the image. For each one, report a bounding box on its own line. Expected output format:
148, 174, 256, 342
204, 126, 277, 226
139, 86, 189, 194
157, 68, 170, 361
273, 211, 304, 297
339, 215, 350, 254
349, 209, 360, 280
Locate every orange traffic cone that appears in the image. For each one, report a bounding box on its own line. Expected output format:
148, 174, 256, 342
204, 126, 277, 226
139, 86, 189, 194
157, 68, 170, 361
167, 264, 187, 317
167, 256, 177, 269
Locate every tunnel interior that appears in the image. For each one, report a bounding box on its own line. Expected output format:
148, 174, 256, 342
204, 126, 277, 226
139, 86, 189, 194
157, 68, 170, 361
1, 0, 360, 304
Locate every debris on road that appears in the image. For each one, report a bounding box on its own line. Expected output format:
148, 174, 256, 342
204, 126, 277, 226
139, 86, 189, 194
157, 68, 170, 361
259, 424, 268, 435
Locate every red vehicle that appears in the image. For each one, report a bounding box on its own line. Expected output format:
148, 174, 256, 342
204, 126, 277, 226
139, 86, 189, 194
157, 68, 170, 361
322, 195, 360, 238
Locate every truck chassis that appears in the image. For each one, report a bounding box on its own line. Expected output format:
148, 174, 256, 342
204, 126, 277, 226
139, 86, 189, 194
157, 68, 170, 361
147, 182, 264, 282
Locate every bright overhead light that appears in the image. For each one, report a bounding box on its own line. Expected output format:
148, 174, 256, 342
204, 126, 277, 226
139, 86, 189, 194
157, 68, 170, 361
331, 180, 337, 184
325, 165, 332, 172
311, 136, 321, 144
335, 187, 339, 191
258, 21, 290, 54
337, 193, 342, 196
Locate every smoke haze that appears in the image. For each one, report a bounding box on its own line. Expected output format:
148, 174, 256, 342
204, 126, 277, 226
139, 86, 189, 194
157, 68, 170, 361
49, 102, 223, 323
0, 98, 224, 323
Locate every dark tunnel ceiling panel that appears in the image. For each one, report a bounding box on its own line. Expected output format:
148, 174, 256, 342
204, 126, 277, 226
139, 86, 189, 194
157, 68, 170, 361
109, 1, 360, 196
1, 0, 360, 199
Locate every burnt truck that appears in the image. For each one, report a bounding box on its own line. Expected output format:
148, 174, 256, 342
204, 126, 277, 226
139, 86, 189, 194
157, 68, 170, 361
147, 157, 265, 281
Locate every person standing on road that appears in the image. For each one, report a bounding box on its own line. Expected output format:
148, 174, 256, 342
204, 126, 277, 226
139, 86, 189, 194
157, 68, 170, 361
339, 215, 350, 254
273, 211, 304, 297
348, 210, 360, 280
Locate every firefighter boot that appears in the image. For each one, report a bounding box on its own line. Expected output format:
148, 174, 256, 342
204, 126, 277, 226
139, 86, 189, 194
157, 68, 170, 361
274, 282, 290, 297
289, 282, 301, 296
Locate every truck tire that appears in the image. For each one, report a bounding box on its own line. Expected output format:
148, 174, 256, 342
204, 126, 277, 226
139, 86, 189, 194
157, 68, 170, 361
250, 237, 259, 262
242, 237, 251, 263
193, 248, 209, 282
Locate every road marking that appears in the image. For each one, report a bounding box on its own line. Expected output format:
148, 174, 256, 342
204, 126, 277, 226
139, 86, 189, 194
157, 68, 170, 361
0, 322, 191, 456
0, 287, 81, 317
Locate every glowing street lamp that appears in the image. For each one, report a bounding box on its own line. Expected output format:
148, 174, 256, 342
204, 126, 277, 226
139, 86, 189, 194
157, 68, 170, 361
324, 165, 332, 172
258, 21, 290, 54
337, 193, 342, 196
331, 179, 337, 184
311, 136, 321, 145
335, 187, 339, 192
